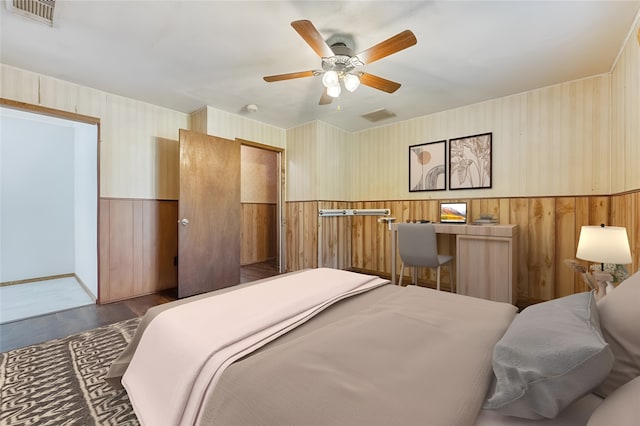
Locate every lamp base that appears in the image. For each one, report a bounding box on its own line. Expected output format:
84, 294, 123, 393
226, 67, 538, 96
591, 271, 613, 301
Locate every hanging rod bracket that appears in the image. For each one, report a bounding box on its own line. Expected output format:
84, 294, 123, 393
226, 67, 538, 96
318, 208, 390, 217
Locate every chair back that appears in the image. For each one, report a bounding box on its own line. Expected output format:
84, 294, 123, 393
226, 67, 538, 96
397, 223, 440, 268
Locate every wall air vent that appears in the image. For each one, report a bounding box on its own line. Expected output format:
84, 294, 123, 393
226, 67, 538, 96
361, 108, 397, 123
8, 0, 55, 26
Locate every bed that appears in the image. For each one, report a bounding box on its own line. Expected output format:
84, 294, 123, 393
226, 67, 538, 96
107, 267, 640, 426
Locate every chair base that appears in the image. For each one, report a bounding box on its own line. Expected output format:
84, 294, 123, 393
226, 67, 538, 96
398, 263, 454, 293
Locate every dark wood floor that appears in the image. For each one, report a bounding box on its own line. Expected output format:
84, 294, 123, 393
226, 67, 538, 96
0, 261, 280, 352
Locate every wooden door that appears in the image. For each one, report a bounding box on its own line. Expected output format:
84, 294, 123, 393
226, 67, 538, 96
178, 129, 240, 298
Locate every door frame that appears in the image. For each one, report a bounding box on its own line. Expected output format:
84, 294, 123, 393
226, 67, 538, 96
237, 138, 285, 273
0, 98, 102, 300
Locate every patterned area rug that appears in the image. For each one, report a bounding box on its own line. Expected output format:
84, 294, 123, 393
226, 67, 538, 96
0, 318, 140, 425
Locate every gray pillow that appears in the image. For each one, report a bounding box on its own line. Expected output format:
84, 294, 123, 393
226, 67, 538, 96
483, 292, 614, 419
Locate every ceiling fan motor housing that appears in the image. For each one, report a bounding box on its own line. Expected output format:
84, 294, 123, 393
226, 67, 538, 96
322, 45, 364, 74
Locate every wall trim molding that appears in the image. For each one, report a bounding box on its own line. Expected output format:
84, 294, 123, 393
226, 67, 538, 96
0, 273, 74, 287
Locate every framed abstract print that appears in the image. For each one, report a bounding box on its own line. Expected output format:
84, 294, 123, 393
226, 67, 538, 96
409, 140, 446, 192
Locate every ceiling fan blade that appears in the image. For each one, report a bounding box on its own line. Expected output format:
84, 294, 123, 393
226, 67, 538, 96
319, 88, 333, 105
291, 20, 335, 58
263, 70, 315, 82
356, 30, 417, 65
360, 73, 402, 93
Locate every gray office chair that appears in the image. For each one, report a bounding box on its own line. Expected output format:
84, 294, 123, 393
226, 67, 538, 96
397, 223, 454, 291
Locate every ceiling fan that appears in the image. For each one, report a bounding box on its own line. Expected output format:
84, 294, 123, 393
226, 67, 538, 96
263, 20, 417, 105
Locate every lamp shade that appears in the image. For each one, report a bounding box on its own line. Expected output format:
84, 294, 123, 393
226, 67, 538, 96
576, 225, 632, 264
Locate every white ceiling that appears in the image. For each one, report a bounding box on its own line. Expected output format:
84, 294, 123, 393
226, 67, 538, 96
1, 1, 639, 132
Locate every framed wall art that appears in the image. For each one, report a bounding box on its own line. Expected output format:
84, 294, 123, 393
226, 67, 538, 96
409, 140, 446, 192
449, 132, 492, 190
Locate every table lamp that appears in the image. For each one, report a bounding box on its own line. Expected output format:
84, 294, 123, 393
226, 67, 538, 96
576, 224, 632, 295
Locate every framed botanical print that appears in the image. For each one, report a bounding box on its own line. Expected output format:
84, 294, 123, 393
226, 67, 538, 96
449, 132, 492, 190
409, 140, 446, 192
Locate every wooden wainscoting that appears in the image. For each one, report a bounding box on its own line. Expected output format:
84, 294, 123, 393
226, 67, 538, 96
99, 199, 280, 302
241, 203, 277, 265
318, 201, 352, 270
284, 200, 353, 272
351, 197, 613, 302
97, 193, 637, 304
611, 191, 640, 270
284, 201, 318, 272
99, 198, 178, 303
286, 191, 639, 303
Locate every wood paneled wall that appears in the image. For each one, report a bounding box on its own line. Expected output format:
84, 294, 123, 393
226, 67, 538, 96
611, 191, 640, 272
349, 75, 612, 201
241, 145, 278, 203
286, 123, 320, 201
610, 17, 640, 193
318, 201, 352, 269
286, 191, 639, 303
96, 192, 638, 303
286, 121, 353, 202
241, 203, 277, 265
99, 198, 177, 303
99, 199, 280, 300
285, 201, 319, 271
204, 106, 286, 149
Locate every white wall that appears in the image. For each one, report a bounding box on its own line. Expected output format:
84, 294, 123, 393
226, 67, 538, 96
73, 121, 98, 297
1, 109, 74, 280
0, 107, 97, 296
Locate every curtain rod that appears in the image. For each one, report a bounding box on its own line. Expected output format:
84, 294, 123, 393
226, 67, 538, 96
318, 209, 390, 217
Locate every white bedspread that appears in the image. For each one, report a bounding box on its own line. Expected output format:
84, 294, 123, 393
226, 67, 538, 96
122, 268, 388, 426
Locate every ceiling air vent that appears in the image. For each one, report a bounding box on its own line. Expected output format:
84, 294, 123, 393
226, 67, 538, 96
8, 0, 55, 26
361, 108, 397, 123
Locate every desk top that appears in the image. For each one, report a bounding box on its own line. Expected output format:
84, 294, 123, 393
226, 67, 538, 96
391, 222, 518, 238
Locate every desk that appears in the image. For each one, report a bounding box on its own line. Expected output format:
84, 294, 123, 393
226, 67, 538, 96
388, 223, 518, 305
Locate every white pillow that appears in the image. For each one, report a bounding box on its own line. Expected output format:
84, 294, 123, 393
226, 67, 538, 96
587, 376, 640, 426
594, 270, 640, 397
483, 292, 614, 419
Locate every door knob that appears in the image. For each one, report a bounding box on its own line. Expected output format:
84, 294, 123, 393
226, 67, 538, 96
179, 218, 189, 226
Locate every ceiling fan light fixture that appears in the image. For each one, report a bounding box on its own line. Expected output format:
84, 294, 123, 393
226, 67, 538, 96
343, 73, 360, 92
263, 20, 417, 106
322, 70, 339, 88
327, 83, 341, 98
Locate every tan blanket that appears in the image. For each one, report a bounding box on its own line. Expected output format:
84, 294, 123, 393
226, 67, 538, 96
198, 285, 517, 426
120, 268, 389, 426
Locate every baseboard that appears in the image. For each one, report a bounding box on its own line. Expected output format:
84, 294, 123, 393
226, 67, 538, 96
0, 273, 75, 287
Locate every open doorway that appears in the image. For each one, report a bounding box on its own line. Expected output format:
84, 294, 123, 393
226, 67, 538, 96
0, 104, 99, 323
240, 141, 284, 274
